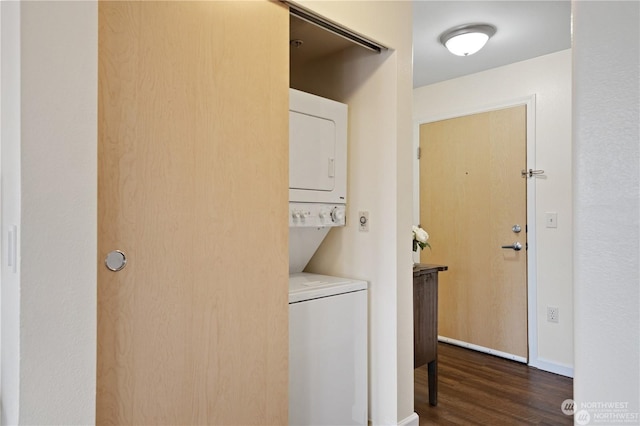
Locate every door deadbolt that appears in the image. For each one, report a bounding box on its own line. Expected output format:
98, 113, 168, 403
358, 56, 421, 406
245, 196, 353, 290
105, 250, 127, 272
512, 224, 521, 233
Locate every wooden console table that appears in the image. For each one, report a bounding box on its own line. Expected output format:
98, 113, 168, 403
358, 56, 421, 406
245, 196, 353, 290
413, 263, 447, 406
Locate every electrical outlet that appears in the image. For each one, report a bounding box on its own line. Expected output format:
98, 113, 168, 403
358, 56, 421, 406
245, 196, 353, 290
358, 211, 369, 232
547, 306, 559, 323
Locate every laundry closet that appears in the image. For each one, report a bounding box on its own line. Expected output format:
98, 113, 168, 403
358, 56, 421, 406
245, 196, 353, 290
286, 6, 387, 426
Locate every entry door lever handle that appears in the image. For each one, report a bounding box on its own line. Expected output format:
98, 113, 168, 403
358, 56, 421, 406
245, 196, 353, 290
501, 242, 522, 251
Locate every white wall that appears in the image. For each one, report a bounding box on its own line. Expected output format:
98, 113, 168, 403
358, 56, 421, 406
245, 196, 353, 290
573, 0, 640, 417
1, 2, 97, 424
1, 2, 22, 424
414, 49, 574, 374
295, 2, 415, 425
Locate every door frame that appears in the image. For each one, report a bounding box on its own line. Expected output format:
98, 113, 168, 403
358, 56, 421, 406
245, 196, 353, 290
413, 95, 541, 368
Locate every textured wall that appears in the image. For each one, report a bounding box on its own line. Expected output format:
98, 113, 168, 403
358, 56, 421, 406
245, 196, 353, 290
573, 0, 640, 417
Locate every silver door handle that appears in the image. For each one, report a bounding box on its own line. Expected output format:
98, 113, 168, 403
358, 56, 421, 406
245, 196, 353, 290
105, 250, 127, 271
501, 242, 522, 251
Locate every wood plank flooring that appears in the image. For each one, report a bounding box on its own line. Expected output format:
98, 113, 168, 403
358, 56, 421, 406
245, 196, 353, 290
415, 343, 573, 425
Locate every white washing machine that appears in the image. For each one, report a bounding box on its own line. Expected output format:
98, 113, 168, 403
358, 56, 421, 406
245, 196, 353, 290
289, 273, 368, 426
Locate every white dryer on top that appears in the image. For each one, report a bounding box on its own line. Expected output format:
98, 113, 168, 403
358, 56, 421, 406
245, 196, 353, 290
289, 88, 347, 204
288, 89, 349, 273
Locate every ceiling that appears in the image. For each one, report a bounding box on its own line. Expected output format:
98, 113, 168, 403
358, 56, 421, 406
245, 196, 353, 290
289, 1, 572, 89
413, 1, 572, 87
290, 14, 356, 70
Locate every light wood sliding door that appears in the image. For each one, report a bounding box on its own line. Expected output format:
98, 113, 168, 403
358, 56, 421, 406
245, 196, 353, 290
97, 2, 289, 424
420, 106, 528, 359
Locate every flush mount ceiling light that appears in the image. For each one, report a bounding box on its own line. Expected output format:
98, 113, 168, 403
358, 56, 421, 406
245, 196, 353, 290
439, 24, 496, 56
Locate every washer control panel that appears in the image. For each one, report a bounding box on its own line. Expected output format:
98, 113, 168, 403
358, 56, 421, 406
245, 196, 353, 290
289, 202, 346, 227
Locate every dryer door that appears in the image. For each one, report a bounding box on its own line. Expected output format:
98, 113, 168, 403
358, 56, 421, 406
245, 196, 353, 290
289, 110, 336, 192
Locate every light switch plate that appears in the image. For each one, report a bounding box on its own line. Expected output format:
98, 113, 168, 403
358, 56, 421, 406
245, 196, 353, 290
545, 212, 558, 228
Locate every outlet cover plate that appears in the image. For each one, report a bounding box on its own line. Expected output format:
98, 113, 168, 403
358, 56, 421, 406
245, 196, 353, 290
358, 211, 369, 232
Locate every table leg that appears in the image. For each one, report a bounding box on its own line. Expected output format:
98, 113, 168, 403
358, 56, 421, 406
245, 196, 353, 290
427, 359, 438, 406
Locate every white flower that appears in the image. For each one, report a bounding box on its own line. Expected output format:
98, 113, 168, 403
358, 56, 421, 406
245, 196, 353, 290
413, 226, 429, 243
412, 225, 431, 252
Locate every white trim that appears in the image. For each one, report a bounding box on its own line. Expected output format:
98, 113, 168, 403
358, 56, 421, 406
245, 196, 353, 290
412, 119, 421, 264
523, 96, 540, 371
438, 336, 527, 363
0, 1, 22, 423
0, 0, 3, 411
413, 95, 538, 366
529, 357, 574, 378
398, 412, 419, 426
368, 412, 419, 426
413, 95, 536, 128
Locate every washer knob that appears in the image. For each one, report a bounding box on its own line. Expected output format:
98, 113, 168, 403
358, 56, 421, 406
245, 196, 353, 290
331, 207, 345, 223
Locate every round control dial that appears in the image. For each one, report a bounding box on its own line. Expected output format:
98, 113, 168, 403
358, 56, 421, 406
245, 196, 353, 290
331, 207, 345, 223
319, 209, 330, 221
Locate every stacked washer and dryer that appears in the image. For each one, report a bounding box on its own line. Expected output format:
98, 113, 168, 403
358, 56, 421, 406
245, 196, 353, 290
288, 89, 368, 426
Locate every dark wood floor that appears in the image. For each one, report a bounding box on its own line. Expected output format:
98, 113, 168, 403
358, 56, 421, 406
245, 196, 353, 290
415, 343, 573, 425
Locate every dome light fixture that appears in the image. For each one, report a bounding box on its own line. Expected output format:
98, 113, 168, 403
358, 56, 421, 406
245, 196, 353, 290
439, 24, 496, 56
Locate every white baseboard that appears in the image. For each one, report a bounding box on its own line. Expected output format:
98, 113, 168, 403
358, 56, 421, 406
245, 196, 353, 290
438, 336, 527, 363
529, 357, 574, 378
368, 412, 418, 426
398, 412, 419, 426
438, 335, 574, 378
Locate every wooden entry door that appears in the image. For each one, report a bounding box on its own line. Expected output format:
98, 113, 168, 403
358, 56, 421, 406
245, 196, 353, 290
419, 106, 527, 359
97, 2, 289, 424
